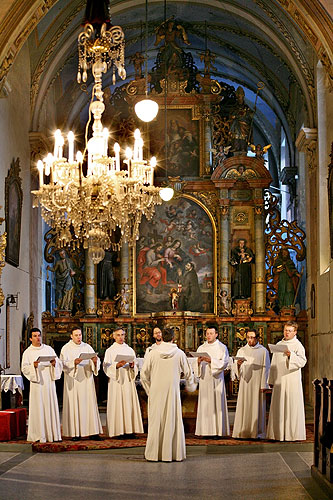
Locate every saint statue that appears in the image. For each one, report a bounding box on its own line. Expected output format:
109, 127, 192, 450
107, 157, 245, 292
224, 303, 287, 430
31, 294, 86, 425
230, 239, 254, 299
228, 86, 253, 153
273, 248, 300, 308
154, 16, 190, 76
98, 249, 116, 300
47, 249, 76, 311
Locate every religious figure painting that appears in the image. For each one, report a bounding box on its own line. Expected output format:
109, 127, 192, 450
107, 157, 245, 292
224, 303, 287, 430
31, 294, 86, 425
149, 108, 200, 178
5, 158, 23, 267
136, 197, 214, 314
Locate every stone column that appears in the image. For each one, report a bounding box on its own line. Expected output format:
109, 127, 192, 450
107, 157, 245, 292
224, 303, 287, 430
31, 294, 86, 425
119, 242, 131, 316
254, 198, 265, 314
85, 250, 97, 315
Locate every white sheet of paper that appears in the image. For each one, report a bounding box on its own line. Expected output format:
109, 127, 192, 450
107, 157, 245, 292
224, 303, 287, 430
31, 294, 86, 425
79, 352, 98, 360
36, 355, 56, 362
233, 356, 247, 362
268, 343, 289, 354
189, 352, 210, 358
114, 354, 135, 363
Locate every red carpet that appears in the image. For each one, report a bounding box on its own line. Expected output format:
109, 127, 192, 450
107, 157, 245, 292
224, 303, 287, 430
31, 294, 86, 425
30, 424, 314, 453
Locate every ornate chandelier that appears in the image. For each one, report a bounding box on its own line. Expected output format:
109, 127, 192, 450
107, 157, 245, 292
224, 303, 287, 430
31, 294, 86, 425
32, 5, 162, 264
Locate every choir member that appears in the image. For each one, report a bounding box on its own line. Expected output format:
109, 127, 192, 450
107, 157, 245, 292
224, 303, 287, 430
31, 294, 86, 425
60, 326, 102, 440
232, 328, 270, 439
267, 320, 307, 441
194, 324, 230, 437
103, 328, 143, 438
141, 328, 196, 461
21, 327, 62, 443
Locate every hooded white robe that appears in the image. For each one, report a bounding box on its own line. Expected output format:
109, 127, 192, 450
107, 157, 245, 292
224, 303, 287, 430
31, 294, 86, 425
60, 340, 102, 438
21, 344, 62, 443
141, 342, 196, 462
232, 343, 270, 439
103, 342, 143, 437
194, 339, 230, 436
267, 336, 307, 441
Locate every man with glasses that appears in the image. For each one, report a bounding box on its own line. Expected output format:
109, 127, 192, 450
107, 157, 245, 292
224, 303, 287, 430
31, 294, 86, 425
232, 328, 270, 439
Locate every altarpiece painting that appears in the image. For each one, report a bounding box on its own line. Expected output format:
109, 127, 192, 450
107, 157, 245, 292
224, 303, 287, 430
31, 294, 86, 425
149, 108, 201, 178
135, 196, 215, 314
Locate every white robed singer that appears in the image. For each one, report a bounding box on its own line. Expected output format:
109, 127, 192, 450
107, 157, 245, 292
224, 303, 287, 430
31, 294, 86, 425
267, 321, 307, 441
141, 328, 197, 462
60, 328, 102, 438
194, 326, 230, 436
103, 328, 143, 437
21, 328, 62, 443
232, 330, 270, 439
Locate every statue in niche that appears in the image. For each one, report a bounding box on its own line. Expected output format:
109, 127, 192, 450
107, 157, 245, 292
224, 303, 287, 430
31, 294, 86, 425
219, 289, 231, 315
114, 287, 130, 315
228, 86, 253, 153
98, 249, 116, 300
154, 16, 190, 76
47, 249, 76, 311
230, 239, 254, 299
130, 51, 145, 79
273, 247, 300, 308
199, 49, 217, 76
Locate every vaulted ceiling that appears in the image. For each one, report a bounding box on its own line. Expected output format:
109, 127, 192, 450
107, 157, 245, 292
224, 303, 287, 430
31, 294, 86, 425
0, 0, 332, 177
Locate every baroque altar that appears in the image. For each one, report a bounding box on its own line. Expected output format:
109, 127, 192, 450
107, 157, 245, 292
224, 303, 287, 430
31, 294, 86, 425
40, 17, 307, 394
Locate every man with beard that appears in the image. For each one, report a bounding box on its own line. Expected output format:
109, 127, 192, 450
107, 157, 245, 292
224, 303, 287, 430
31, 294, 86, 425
144, 325, 163, 358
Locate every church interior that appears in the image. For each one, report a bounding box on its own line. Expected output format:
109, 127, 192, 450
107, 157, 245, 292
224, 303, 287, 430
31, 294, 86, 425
0, 0, 332, 498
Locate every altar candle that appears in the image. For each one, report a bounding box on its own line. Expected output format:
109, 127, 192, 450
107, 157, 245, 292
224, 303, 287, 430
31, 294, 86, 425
67, 131, 74, 162
125, 147, 132, 176
54, 129, 62, 157
103, 128, 109, 156
134, 129, 141, 161
59, 135, 64, 159
150, 156, 156, 185
138, 137, 143, 161
114, 143, 120, 171
37, 160, 44, 187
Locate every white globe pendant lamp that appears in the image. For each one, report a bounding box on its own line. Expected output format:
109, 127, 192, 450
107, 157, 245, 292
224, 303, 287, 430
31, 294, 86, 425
135, 98, 159, 122
159, 186, 174, 201
135, 0, 158, 123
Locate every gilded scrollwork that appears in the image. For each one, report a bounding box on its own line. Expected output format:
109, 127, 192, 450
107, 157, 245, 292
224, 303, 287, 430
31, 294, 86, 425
264, 190, 306, 306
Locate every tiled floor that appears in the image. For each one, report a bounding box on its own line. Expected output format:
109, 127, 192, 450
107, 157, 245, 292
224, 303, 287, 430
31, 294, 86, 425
0, 446, 329, 500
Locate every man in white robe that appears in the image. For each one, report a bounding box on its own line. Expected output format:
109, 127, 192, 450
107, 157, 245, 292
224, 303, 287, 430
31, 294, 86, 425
60, 327, 102, 440
267, 320, 307, 441
194, 325, 230, 437
141, 328, 196, 462
144, 325, 162, 358
232, 328, 270, 439
21, 328, 62, 443
103, 328, 143, 438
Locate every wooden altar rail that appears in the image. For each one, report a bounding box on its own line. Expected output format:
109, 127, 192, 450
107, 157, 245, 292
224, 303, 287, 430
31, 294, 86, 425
312, 378, 333, 490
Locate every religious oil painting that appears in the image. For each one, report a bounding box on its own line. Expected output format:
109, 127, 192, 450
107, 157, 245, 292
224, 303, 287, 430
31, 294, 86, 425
136, 196, 215, 314
149, 108, 200, 178
5, 158, 23, 267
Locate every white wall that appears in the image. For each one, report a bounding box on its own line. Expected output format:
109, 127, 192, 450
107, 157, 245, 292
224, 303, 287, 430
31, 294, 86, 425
0, 44, 32, 373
